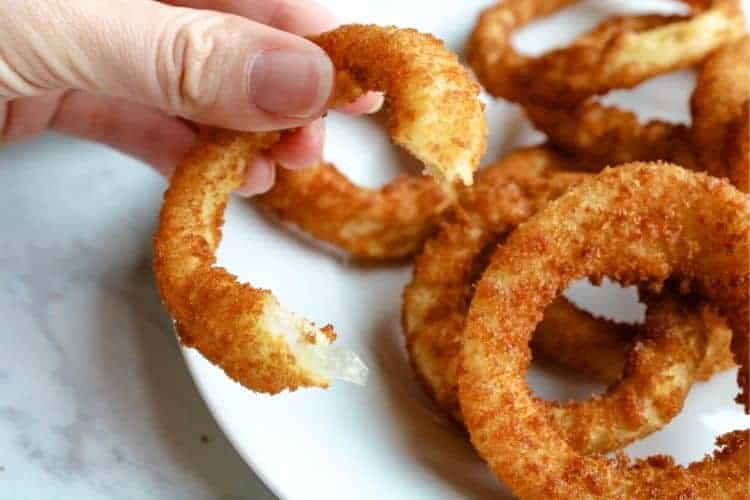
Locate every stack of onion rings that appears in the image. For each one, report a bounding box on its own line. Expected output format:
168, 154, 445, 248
403, 149, 735, 450
468, 0, 745, 169
467, 0, 744, 105
153, 24, 487, 393
458, 163, 749, 498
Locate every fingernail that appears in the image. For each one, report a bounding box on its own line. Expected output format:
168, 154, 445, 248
236, 156, 276, 197
250, 50, 333, 119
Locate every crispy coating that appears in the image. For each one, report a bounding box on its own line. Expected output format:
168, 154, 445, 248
691, 36, 750, 192
458, 163, 749, 498
153, 130, 369, 393
404, 149, 733, 450
522, 101, 697, 170
152, 25, 489, 393
467, 0, 744, 105
257, 162, 450, 259
403, 147, 587, 422
254, 25, 489, 259
534, 299, 735, 383
313, 25, 487, 186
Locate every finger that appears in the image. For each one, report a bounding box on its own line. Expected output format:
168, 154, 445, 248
270, 118, 325, 170
235, 155, 276, 197
333, 92, 385, 115
50, 91, 198, 177
161, 0, 337, 36
2, 0, 334, 131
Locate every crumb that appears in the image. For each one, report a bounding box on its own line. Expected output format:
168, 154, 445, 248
200, 434, 209, 444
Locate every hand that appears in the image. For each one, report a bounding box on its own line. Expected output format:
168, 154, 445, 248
0, 0, 382, 196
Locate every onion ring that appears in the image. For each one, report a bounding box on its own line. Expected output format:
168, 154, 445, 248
467, 0, 744, 105
459, 163, 749, 498
153, 25, 487, 393
690, 35, 750, 192
256, 162, 450, 259
521, 100, 696, 170
315, 25, 486, 187
404, 149, 733, 453
533, 297, 734, 384
404, 147, 587, 421
253, 25, 489, 259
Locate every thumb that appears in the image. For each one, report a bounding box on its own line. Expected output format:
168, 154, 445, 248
1, 0, 334, 131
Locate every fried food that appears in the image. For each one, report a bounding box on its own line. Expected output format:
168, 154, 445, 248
521, 100, 696, 170
404, 149, 734, 440
314, 25, 486, 187
257, 162, 450, 259
467, 0, 744, 105
459, 163, 749, 498
153, 130, 367, 393
153, 24, 487, 393
403, 147, 587, 422
254, 25, 489, 259
690, 35, 750, 192
533, 298, 735, 383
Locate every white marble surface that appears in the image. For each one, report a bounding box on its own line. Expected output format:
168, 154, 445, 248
0, 135, 275, 500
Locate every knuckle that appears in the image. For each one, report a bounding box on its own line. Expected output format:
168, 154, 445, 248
156, 12, 239, 117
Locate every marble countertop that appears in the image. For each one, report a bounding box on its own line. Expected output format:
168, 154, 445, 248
0, 135, 276, 499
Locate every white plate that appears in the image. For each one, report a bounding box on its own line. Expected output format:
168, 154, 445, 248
180, 1, 750, 498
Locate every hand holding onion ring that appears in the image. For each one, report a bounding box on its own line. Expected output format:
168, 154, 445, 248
153, 25, 487, 393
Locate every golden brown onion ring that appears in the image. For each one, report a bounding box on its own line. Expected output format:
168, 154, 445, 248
404, 147, 587, 422
467, 0, 744, 105
315, 25, 486, 187
533, 298, 734, 383
522, 100, 696, 170
691, 35, 750, 192
459, 163, 749, 498
257, 162, 450, 259
253, 25, 488, 259
404, 149, 733, 452
153, 24, 487, 393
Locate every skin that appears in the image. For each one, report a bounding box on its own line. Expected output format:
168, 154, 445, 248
0, 0, 382, 195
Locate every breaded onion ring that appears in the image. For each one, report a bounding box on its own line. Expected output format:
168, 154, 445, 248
691, 35, 750, 192
404, 149, 733, 452
315, 25, 486, 187
534, 298, 734, 384
153, 130, 367, 393
404, 147, 587, 421
257, 162, 450, 259
521, 100, 696, 170
153, 24, 487, 393
459, 163, 749, 498
467, 0, 744, 105
253, 25, 488, 259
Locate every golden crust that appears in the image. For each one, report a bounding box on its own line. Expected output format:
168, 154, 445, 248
153, 25, 490, 393
468, 0, 744, 105
533, 298, 735, 383
403, 147, 580, 422
522, 101, 697, 170
153, 130, 335, 393
312, 25, 487, 186
458, 163, 750, 498
257, 162, 450, 259
691, 36, 750, 192
253, 25, 489, 259
404, 149, 733, 452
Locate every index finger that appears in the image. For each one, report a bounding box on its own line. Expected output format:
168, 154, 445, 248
160, 0, 337, 35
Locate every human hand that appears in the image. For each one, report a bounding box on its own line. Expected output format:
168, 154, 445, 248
0, 0, 382, 195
